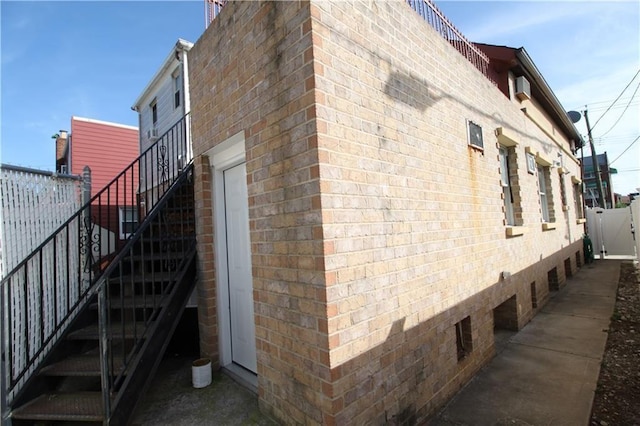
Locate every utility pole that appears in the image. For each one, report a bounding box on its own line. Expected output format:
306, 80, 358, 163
583, 108, 607, 208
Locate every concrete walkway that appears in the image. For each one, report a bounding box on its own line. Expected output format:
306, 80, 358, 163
132, 260, 620, 425
430, 260, 620, 426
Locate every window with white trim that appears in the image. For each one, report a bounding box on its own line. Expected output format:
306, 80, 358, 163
150, 100, 158, 126
574, 183, 584, 218
559, 173, 568, 210
119, 207, 138, 239
499, 147, 515, 225
537, 165, 553, 222
173, 69, 182, 109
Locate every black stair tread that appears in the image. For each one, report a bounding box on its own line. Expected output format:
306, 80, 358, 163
123, 252, 189, 261
91, 295, 167, 310
108, 272, 176, 284
11, 392, 104, 421
162, 206, 194, 213
40, 354, 124, 377
68, 322, 150, 341
150, 216, 195, 222
140, 235, 194, 242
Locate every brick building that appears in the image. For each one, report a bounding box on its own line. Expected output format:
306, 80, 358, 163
582, 153, 616, 208
55, 117, 140, 245
188, 1, 585, 423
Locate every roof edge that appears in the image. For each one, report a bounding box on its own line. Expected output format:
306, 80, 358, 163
72, 116, 139, 131
131, 39, 194, 111
514, 48, 585, 147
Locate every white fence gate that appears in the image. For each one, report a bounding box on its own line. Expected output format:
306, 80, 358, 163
586, 204, 637, 259
0, 165, 84, 277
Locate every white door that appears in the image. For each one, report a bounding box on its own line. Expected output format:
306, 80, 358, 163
223, 163, 257, 372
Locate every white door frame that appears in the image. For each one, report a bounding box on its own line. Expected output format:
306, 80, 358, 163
204, 131, 250, 369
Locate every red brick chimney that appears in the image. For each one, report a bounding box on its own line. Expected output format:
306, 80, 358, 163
56, 130, 69, 172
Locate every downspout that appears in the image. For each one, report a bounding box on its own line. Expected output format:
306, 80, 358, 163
178, 43, 192, 162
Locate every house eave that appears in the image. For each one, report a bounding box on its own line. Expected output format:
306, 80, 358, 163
514, 48, 585, 148
131, 38, 194, 111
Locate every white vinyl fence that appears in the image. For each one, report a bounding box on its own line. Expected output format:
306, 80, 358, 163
1, 164, 91, 402
0, 164, 84, 278
632, 199, 639, 261
586, 205, 637, 259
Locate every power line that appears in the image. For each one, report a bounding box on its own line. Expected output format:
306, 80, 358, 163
609, 135, 640, 165
598, 81, 640, 138
594, 133, 638, 144
587, 96, 637, 106
590, 68, 640, 132
588, 101, 640, 112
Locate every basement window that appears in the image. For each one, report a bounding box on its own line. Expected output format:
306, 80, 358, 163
455, 316, 473, 361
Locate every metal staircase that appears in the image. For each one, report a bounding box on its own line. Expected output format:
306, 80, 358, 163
1, 115, 197, 425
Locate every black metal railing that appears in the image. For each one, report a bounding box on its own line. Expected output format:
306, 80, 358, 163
97, 163, 196, 421
205, 0, 493, 84
206, 0, 227, 27
407, 0, 494, 84
1, 114, 191, 408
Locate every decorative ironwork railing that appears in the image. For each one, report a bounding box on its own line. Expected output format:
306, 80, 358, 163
1, 114, 191, 407
407, 0, 493, 83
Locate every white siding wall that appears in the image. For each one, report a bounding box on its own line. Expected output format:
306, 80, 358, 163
136, 50, 190, 197
138, 61, 187, 155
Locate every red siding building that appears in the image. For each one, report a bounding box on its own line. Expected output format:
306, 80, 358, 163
56, 116, 139, 244
68, 117, 139, 197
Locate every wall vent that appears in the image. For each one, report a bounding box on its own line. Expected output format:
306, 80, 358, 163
467, 120, 484, 150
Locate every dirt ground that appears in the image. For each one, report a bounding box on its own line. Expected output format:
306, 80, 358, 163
590, 261, 640, 426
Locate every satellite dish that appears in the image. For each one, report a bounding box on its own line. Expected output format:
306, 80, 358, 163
567, 110, 582, 123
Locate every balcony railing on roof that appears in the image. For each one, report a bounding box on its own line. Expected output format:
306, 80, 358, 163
204, 0, 494, 84
407, 0, 493, 83
205, 0, 227, 28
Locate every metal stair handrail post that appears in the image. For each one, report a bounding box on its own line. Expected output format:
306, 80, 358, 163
1, 114, 191, 413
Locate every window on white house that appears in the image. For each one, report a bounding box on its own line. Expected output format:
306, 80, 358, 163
538, 165, 551, 222
119, 207, 138, 239
499, 147, 515, 225
151, 100, 158, 126
173, 69, 182, 109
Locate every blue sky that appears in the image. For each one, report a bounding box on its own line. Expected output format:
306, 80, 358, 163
1, 1, 639, 195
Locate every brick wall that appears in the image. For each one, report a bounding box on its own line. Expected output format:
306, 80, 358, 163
310, 0, 584, 423
189, 1, 332, 423
189, 0, 585, 424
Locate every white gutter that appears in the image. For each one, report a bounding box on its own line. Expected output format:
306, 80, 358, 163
131, 38, 194, 111
515, 48, 585, 148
